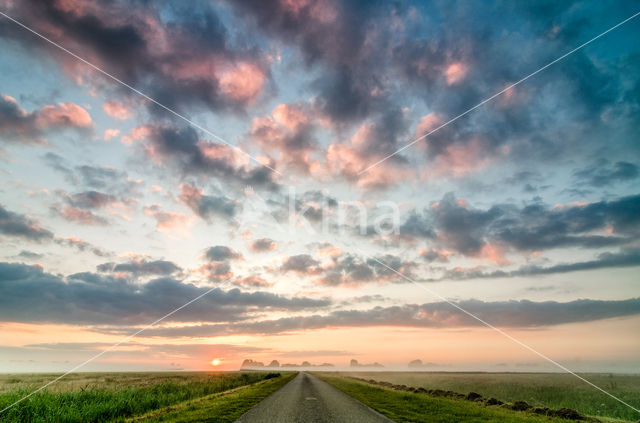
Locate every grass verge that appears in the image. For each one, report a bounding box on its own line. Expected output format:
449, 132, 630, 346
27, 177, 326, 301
0, 372, 285, 422
314, 374, 627, 423
126, 372, 297, 422
334, 372, 640, 421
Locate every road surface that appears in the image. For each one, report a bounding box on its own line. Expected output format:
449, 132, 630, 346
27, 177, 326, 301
235, 372, 393, 422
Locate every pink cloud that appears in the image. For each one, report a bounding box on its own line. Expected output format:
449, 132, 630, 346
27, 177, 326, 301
58, 205, 107, 226
36, 102, 92, 128
478, 243, 510, 266
234, 275, 274, 288
249, 238, 278, 252
103, 101, 131, 120
415, 113, 443, 138
326, 142, 413, 190
444, 62, 468, 85
192, 262, 233, 281
143, 204, 192, 232
219, 62, 267, 105
0, 95, 92, 144
248, 103, 319, 173
432, 138, 497, 177
103, 128, 120, 141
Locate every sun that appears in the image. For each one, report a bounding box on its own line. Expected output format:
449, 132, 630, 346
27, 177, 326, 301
211, 358, 221, 366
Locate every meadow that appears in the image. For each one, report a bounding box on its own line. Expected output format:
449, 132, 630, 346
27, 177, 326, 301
2, 371, 639, 422
335, 372, 640, 421
0, 372, 289, 422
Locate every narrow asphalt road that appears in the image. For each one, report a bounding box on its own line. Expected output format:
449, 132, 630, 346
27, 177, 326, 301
235, 372, 393, 422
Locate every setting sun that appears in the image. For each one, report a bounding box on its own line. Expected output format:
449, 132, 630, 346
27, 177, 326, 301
211, 358, 221, 367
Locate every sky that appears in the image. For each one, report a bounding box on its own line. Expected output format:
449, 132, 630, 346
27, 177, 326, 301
0, 0, 639, 373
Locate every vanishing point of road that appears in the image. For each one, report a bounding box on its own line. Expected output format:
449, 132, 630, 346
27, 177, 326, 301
235, 372, 393, 422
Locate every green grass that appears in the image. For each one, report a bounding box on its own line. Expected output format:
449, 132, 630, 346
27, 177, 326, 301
334, 372, 640, 421
127, 372, 297, 422
315, 374, 613, 423
0, 372, 287, 422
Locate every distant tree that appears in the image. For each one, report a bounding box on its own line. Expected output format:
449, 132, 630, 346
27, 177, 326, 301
267, 360, 280, 367
301, 361, 311, 367
241, 359, 265, 368
350, 359, 359, 367
408, 359, 423, 368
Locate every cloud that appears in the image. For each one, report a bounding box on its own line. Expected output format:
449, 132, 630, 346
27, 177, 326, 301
53, 236, 111, 257
233, 275, 274, 288
280, 254, 322, 274
178, 184, 238, 221
315, 253, 418, 286
325, 108, 415, 189
120, 297, 640, 337
0, 1, 271, 114
418, 248, 451, 263
102, 100, 131, 120
131, 124, 279, 189
50, 189, 134, 226
15, 250, 44, 260
441, 247, 640, 280
0, 262, 331, 325
97, 258, 182, 277
249, 238, 277, 252
0, 204, 54, 241
193, 261, 233, 281
204, 246, 243, 262
53, 205, 109, 226
399, 193, 640, 259
248, 103, 320, 173
0, 95, 91, 143
277, 251, 417, 286
573, 160, 639, 187
143, 204, 192, 232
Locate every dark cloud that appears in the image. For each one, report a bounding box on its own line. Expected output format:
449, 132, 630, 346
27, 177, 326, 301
441, 247, 640, 280
232, 0, 386, 122
15, 250, 44, 260
0, 94, 91, 144
316, 253, 418, 286
121, 297, 640, 337
280, 254, 321, 274
204, 246, 243, 262
400, 193, 640, 257
138, 124, 279, 188
0, 1, 270, 114
0, 205, 54, 241
293, 190, 338, 222
178, 183, 238, 221
51, 204, 109, 226
0, 262, 330, 325
97, 258, 182, 277
43, 153, 141, 197
54, 237, 111, 257
419, 248, 450, 263
573, 160, 639, 187
63, 191, 118, 209
249, 238, 277, 252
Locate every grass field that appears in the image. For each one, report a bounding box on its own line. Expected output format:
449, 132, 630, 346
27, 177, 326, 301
334, 372, 640, 421
2, 371, 638, 422
0, 372, 291, 422
128, 372, 296, 422
316, 374, 631, 423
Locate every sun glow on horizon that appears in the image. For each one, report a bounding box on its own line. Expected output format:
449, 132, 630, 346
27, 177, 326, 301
211, 358, 221, 366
